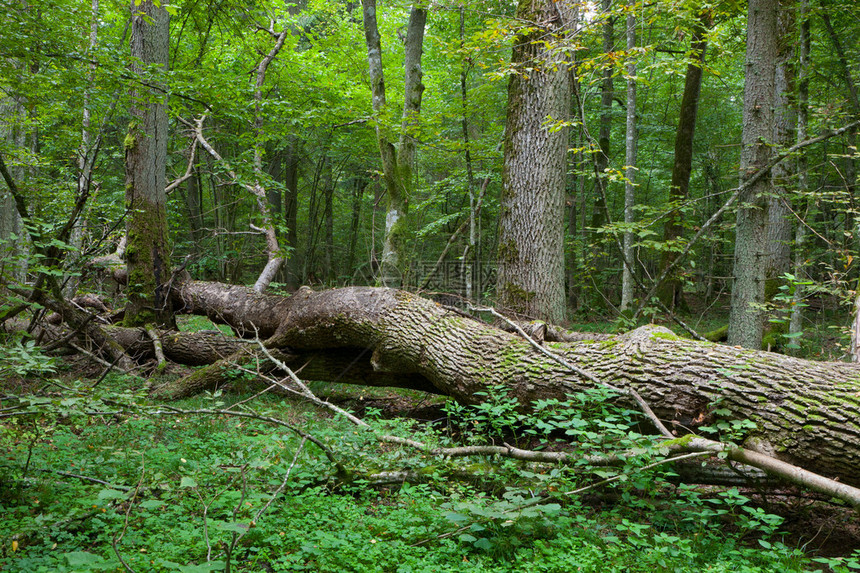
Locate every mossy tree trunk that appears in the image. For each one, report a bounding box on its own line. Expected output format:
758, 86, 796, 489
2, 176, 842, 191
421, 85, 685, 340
124, 0, 171, 327
360, 0, 426, 288
497, 0, 571, 323
154, 281, 860, 488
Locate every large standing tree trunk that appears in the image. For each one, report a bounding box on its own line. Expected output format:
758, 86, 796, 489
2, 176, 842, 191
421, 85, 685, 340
728, 0, 778, 348
497, 0, 571, 323
124, 0, 171, 327
150, 280, 860, 489
765, 3, 797, 299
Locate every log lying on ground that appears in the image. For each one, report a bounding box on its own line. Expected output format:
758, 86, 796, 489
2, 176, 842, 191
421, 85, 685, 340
149, 281, 860, 488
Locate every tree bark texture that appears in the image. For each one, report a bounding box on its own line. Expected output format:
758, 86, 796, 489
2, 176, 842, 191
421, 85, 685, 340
153, 281, 860, 487
125, 0, 171, 326
765, 3, 796, 296
497, 0, 571, 323
728, 0, 778, 349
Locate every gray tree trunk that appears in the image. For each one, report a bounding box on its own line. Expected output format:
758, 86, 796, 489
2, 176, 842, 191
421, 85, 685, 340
0, 97, 25, 282
765, 4, 796, 298
728, 0, 778, 348
497, 0, 571, 323
150, 281, 860, 489
124, 0, 171, 326
620, 0, 636, 311
251, 25, 292, 293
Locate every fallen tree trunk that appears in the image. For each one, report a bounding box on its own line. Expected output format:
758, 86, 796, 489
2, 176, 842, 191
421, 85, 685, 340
150, 281, 860, 487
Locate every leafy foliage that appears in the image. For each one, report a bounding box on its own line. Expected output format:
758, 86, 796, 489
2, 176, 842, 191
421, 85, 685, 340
0, 375, 818, 572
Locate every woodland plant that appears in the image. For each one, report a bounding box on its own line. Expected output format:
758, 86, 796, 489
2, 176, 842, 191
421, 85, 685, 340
0, 370, 827, 573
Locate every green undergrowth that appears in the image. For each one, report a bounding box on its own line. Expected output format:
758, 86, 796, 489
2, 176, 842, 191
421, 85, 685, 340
0, 370, 842, 573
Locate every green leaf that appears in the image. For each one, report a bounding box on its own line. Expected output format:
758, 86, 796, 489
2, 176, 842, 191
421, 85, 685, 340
180, 476, 198, 488
140, 499, 165, 509
177, 562, 226, 573
444, 512, 468, 523
65, 551, 104, 566
213, 521, 251, 533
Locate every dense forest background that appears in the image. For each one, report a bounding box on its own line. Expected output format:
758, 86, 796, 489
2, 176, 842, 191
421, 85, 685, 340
2, 0, 860, 571
0, 0, 856, 341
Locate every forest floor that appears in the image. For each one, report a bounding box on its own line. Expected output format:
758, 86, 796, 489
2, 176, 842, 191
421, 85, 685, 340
2, 303, 860, 571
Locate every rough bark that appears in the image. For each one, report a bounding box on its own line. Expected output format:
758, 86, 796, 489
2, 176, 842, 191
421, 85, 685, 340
765, 2, 796, 298
153, 281, 860, 488
125, 0, 171, 326
728, 0, 778, 348
497, 0, 571, 323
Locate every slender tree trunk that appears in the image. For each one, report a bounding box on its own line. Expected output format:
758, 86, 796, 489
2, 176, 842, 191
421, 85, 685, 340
283, 140, 300, 291
124, 0, 171, 327
588, 0, 614, 309
657, 17, 709, 311
346, 177, 364, 278
497, 0, 571, 323
323, 159, 335, 284
823, 12, 860, 358
65, 0, 100, 299
788, 0, 809, 341
251, 26, 292, 293
304, 152, 325, 283
728, 0, 778, 348
620, 0, 636, 311
185, 167, 204, 253
821, 13, 859, 262
0, 97, 25, 282
459, 7, 476, 303
360, 0, 427, 287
